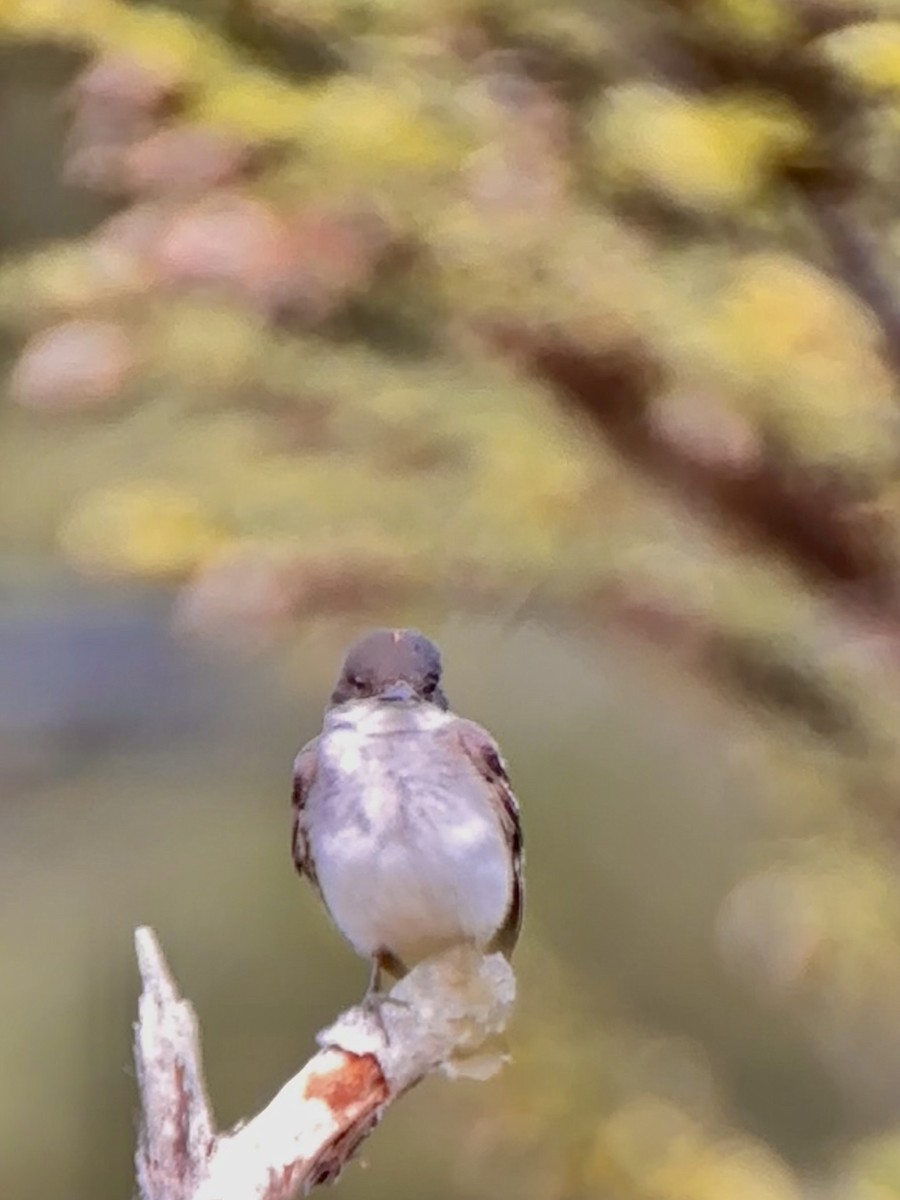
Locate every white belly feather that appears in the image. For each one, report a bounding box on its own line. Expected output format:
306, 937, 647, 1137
307, 703, 511, 964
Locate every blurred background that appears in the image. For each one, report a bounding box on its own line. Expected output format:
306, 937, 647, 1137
7, 2, 900, 1198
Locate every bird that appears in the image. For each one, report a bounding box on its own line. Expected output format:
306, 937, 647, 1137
291, 628, 523, 996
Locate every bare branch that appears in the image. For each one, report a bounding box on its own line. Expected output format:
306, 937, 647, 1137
133, 927, 516, 1200
134, 927, 216, 1200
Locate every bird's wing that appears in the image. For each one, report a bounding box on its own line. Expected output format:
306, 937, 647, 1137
451, 718, 524, 959
291, 735, 321, 892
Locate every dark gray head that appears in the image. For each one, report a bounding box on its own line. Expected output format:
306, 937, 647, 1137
330, 628, 448, 710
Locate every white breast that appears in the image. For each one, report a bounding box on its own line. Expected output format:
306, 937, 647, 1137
307, 703, 512, 966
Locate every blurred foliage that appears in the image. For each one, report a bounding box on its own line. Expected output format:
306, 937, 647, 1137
9, 2, 900, 1200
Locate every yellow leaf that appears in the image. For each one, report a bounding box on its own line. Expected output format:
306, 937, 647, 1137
59, 483, 226, 579
707, 252, 900, 466
819, 21, 900, 93
593, 85, 809, 213
97, 5, 233, 80
193, 71, 316, 141
0, 0, 118, 40
300, 78, 465, 173
715, 253, 879, 376
697, 0, 799, 46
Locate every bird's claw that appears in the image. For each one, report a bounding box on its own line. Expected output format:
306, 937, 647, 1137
359, 990, 412, 1041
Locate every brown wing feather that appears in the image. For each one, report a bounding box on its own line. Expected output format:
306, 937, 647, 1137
453, 718, 524, 959
291, 736, 321, 892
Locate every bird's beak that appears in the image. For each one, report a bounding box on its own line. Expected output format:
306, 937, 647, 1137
378, 681, 416, 703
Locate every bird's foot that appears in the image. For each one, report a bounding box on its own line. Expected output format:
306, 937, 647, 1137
358, 990, 412, 1042
361, 951, 412, 1040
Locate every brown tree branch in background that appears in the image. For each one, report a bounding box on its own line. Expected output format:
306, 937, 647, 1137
487, 322, 896, 747
488, 323, 897, 600
133, 928, 515, 1200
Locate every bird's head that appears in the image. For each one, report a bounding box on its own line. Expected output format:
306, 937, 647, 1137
330, 628, 448, 710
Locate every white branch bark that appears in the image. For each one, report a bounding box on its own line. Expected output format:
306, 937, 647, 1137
133, 927, 516, 1200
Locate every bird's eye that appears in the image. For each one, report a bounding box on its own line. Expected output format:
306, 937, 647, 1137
422, 674, 438, 697
349, 675, 366, 692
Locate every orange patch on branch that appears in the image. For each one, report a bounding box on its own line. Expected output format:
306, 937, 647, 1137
303, 1053, 387, 1113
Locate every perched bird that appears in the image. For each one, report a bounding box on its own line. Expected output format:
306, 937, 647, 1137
291, 628, 524, 994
